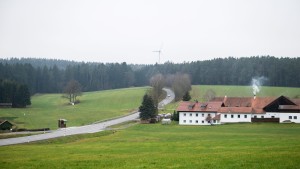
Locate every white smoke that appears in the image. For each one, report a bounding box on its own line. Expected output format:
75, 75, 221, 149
251, 76, 267, 95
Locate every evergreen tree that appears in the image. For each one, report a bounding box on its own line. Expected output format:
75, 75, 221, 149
139, 94, 156, 120
182, 91, 191, 101
172, 110, 179, 121
0, 80, 31, 108
13, 84, 31, 108
18, 84, 31, 106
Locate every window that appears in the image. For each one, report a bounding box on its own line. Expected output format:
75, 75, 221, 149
202, 121, 204, 123
202, 114, 204, 117
261, 116, 264, 118
244, 115, 247, 118
190, 113, 192, 116
254, 115, 257, 118
224, 114, 227, 118
231, 115, 234, 118
189, 120, 192, 123
289, 116, 292, 119
271, 116, 275, 118
184, 113, 186, 116
238, 115, 240, 118
213, 120, 216, 123
183, 120, 186, 123
196, 120, 198, 123
208, 113, 211, 116
196, 113, 198, 117
294, 116, 297, 119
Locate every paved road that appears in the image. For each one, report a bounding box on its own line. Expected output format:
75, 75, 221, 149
0, 88, 175, 146
158, 88, 175, 109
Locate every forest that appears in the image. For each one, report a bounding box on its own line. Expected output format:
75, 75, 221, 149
0, 79, 31, 107
0, 56, 299, 94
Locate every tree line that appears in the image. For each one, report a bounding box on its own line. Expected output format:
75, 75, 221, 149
0, 79, 31, 107
0, 62, 135, 94
0, 56, 299, 94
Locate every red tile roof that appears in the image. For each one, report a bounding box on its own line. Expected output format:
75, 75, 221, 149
218, 107, 253, 114
176, 101, 223, 112
178, 96, 300, 114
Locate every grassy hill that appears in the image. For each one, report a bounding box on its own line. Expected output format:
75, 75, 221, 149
1, 85, 300, 168
0, 87, 148, 130
190, 85, 300, 100
1, 85, 299, 130
1, 122, 300, 168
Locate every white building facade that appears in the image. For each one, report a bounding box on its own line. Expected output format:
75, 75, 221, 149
179, 112, 220, 125
279, 113, 300, 123
177, 96, 300, 125
220, 113, 252, 123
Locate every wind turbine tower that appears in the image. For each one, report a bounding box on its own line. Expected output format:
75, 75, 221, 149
153, 44, 163, 64
153, 50, 161, 64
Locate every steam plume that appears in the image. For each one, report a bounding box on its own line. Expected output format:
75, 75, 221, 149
251, 76, 267, 95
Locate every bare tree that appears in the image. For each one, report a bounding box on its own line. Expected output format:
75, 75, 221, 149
150, 73, 165, 111
165, 74, 175, 88
204, 89, 216, 101
172, 73, 192, 101
64, 80, 82, 104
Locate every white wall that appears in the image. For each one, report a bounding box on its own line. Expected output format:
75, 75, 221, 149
179, 112, 218, 125
221, 113, 251, 123
279, 113, 300, 123
265, 112, 280, 118
251, 114, 263, 118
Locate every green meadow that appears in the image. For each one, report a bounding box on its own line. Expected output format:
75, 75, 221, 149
190, 85, 300, 99
1, 122, 300, 169
1, 85, 299, 130
0, 87, 148, 130
1, 85, 300, 168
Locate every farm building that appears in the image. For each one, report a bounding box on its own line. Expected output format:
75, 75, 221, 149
177, 96, 300, 125
0, 120, 14, 130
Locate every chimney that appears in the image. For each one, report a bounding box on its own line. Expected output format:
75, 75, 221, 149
223, 95, 227, 103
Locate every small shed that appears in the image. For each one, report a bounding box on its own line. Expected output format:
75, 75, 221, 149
0, 120, 13, 130
58, 119, 67, 128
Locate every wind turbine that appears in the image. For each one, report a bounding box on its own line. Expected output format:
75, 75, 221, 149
153, 44, 163, 64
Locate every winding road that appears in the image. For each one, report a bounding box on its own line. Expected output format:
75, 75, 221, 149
0, 88, 175, 146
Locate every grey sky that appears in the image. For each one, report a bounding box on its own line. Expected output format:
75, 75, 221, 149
0, 0, 299, 64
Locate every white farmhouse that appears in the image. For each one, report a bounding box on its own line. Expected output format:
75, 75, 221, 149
177, 96, 300, 125
177, 101, 223, 125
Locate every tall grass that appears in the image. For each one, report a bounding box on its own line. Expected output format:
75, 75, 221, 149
1, 123, 299, 168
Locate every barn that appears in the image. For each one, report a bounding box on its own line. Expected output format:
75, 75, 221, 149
177, 96, 300, 125
0, 120, 14, 130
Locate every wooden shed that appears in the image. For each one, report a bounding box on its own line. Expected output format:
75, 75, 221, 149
0, 120, 14, 130
58, 119, 67, 128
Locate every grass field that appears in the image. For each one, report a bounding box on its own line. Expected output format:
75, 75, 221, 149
1, 122, 300, 169
1, 85, 299, 130
190, 85, 300, 100
0, 87, 148, 130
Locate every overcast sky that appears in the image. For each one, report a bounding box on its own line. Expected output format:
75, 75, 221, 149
0, 0, 299, 64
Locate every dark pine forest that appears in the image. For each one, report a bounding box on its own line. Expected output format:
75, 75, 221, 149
0, 56, 299, 94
